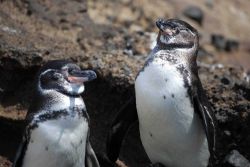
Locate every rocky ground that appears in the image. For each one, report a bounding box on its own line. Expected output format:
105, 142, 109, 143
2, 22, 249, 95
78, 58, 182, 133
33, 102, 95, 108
0, 0, 249, 167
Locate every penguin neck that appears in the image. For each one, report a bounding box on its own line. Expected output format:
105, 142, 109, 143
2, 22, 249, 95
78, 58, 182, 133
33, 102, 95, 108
154, 42, 196, 53
30, 89, 85, 112
150, 43, 197, 66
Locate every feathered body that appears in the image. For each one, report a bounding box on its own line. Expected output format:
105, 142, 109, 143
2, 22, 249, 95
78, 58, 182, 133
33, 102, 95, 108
13, 60, 99, 167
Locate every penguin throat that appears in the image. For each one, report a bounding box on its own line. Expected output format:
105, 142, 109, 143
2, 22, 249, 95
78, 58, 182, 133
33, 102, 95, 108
61, 84, 85, 97
38, 82, 84, 98
158, 35, 195, 50
62, 91, 81, 98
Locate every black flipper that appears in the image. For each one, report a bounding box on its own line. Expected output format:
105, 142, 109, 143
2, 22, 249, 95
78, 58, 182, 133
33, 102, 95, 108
147, 162, 166, 167
12, 129, 29, 167
85, 140, 100, 167
106, 97, 138, 162
84, 109, 100, 167
13, 83, 39, 167
12, 114, 33, 167
192, 74, 217, 163
95, 153, 116, 167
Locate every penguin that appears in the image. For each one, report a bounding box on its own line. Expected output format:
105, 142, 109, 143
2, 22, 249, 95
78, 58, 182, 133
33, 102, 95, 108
107, 19, 217, 167
12, 60, 100, 167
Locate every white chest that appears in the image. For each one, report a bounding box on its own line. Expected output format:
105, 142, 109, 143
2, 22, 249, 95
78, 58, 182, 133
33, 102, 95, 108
23, 116, 89, 167
135, 59, 209, 167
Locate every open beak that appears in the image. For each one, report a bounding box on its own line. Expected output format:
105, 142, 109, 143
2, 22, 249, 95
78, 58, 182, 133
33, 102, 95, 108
67, 69, 97, 84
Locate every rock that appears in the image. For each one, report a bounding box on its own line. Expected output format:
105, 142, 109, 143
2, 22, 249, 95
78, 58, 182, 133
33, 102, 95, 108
198, 47, 213, 57
225, 150, 250, 167
205, 0, 214, 8
183, 6, 204, 25
0, 156, 11, 167
211, 35, 239, 52
0, 0, 96, 93
211, 34, 226, 51
225, 39, 239, 52
198, 64, 250, 166
14, 0, 89, 29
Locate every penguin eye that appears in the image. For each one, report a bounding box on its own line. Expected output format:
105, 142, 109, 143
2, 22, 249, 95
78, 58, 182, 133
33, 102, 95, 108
68, 68, 74, 74
175, 29, 180, 34
52, 73, 62, 80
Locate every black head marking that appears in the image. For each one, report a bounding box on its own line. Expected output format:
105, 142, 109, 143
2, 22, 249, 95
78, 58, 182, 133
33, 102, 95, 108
156, 19, 197, 34
156, 18, 198, 50
176, 64, 192, 98
36, 60, 97, 97
39, 60, 73, 74
28, 107, 88, 131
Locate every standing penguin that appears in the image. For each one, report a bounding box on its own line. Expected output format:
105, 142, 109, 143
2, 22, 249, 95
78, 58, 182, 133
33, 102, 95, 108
13, 60, 100, 167
107, 19, 217, 167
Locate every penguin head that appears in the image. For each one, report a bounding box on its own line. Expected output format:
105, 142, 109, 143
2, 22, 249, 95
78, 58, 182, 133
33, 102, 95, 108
37, 60, 96, 96
156, 19, 198, 50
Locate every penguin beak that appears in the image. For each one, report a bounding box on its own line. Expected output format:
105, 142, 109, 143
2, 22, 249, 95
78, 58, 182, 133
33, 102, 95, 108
67, 70, 97, 84
156, 19, 176, 35
156, 19, 165, 31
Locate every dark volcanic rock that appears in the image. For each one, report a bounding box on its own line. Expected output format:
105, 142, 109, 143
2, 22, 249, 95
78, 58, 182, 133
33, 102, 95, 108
183, 6, 204, 25
225, 150, 250, 167
14, 0, 89, 29
211, 34, 240, 52
198, 47, 213, 57
0, 0, 88, 94
0, 156, 11, 167
199, 64, 250, 166
225, 40, 239, 52
211, 34, 226, 51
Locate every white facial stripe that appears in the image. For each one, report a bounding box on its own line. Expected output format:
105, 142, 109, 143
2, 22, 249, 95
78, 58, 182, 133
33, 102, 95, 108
67, 84, 85, 95
160, 35, 168, 44
34, 95, 85, 112
61, 65, 68, 70
38, 69, 55, 94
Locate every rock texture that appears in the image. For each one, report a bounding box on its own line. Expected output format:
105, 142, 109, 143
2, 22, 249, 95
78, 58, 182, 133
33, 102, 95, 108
183, 6, 204, 25
0, 0, 249, 167
198, 64, 250, 167
225, 150, 250, 167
